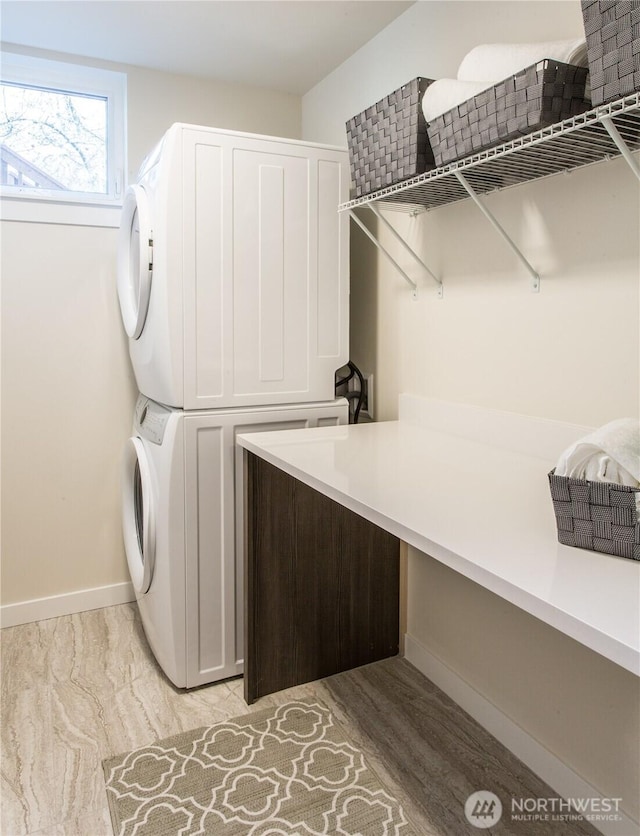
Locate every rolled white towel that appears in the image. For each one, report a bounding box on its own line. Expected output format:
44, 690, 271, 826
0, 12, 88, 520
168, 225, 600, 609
555, 419, 640, 512
457, 39, 588, 83
422, 78, 496, 122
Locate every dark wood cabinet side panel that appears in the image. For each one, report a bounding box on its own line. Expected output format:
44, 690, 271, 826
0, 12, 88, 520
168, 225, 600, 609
245, 453, 400, 704
245, 451, 297, 701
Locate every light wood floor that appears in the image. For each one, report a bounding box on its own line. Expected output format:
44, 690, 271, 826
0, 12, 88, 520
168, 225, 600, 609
1, 603, 599, 836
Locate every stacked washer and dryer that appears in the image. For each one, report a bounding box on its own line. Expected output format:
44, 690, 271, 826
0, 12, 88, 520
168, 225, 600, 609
117, 124, 349, 688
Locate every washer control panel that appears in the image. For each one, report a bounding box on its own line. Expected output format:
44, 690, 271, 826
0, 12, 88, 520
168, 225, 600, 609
134, 395, 171, 445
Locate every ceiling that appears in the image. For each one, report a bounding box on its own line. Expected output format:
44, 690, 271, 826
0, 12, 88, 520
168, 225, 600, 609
0, 1, 414, 95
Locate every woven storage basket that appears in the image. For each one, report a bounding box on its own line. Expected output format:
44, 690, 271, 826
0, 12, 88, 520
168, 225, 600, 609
426, 60, 590, 167
346, 77, 436, 198
581, 0, 640, 106
548, 470, 640, 561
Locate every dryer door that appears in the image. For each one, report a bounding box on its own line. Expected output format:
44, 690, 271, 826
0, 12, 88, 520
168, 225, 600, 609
117, 185, 153, 340
122, 437, 155, 593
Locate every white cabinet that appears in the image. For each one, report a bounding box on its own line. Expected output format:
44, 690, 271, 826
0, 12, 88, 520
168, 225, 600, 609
122, 124, 350, 409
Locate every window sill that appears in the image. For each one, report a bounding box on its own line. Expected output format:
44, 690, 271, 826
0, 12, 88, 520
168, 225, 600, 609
1, 195, 122, 228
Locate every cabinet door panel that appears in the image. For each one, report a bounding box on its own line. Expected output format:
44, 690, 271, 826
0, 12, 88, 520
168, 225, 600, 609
245, 453, 400, 703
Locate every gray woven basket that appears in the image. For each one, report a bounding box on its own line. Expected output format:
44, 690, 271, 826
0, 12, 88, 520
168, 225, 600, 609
581, 0, 640, 106
426, 60, 590, 167
346, 77, 436, 198
548, 470, 640, 561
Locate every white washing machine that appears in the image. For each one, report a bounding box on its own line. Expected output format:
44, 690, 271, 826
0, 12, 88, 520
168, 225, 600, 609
122, 395, 348, 688
117, 123, 350, 410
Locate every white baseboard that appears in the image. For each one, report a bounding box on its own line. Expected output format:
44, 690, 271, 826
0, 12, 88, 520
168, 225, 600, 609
0, 582, 136, 628
404, 633, 639, 836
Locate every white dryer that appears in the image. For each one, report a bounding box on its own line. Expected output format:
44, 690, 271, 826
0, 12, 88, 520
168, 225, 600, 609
117, 123, 349, 410
122, 395, 348, 688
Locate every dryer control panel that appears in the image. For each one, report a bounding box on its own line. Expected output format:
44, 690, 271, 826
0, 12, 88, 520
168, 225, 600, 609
135, 395, 171, 444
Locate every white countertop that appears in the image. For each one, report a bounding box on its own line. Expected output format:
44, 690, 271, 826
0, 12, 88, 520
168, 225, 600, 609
238, 397, 640, 675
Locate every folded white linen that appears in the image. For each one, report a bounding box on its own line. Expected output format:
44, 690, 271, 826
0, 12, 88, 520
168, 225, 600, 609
422, 78, 495, 122
422, 39, 590, 123
457, 39, 588, 83
555, 419, 640, 512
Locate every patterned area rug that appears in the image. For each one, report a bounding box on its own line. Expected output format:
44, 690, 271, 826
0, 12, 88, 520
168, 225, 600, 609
102, 698, 415, 835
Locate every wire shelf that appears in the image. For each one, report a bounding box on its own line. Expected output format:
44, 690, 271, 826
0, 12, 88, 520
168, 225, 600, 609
339, 94, 640, 213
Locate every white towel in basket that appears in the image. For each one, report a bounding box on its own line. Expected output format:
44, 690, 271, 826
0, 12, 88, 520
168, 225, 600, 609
422, 78, 495, 122
422, 38, 589, 122
555, 419, 640, 511
457, 39, 588, 83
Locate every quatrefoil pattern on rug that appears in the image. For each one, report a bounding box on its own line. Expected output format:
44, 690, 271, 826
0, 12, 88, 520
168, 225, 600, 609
103, 699, 415, 835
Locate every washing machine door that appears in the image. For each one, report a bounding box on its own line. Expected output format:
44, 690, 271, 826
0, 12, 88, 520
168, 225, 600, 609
117, 185, 153, 340
122, 436, 155, 593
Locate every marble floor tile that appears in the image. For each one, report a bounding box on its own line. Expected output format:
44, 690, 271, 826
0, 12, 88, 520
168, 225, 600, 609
164, 677, 247, 734
323, 658, 601, 836
1, 603, 606, 836
1, 620, 57, 835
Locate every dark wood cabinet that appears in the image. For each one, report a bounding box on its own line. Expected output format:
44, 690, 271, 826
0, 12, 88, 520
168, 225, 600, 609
244, 453, 400, 704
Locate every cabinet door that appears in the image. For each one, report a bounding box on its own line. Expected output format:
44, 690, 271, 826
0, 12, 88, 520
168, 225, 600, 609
244, 453, 400, 704
184, 418, 238, 687
183, 129, 349, 410
232, 147, 310, 399
232, 146, 348, 406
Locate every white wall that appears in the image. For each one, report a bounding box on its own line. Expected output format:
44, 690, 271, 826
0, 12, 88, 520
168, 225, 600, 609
126, 63, 301, 180
0, 46, 301, 619
302, 0, 640, 825
359, 158, 638, 425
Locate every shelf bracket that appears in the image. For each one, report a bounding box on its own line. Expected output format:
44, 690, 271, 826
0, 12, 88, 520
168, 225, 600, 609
368, 205, 443, 298
349, 210, 420, 299
453, 171, 540, 293
600, 116, 640, 181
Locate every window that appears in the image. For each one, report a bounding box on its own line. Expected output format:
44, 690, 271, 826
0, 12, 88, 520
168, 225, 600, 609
0, 51, 126, 225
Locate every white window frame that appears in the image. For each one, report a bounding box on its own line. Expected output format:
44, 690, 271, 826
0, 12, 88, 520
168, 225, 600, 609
0, 51, 126, 227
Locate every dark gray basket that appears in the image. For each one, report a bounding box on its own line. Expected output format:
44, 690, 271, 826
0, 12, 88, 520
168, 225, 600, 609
548, 470, 640, 561
581, 0, 640, 106
346, 78, 436, 198
426, 60, 590, 167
